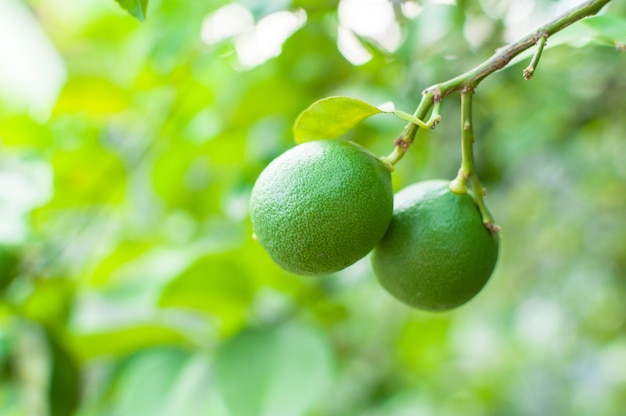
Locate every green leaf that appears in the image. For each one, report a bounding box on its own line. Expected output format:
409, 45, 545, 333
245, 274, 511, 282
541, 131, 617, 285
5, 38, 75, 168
293, 96, 384, 143
292, 96, 429, 143
114, 0, 149, 21
580, 15, 626, 49
214, 323, 334, 416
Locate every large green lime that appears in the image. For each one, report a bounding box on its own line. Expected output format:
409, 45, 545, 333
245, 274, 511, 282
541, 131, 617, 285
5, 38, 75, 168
371, 180, 499, 311
250, 139, 393, 276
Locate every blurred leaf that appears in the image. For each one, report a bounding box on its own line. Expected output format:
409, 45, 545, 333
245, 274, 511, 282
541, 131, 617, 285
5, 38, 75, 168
114, 0, 149, 21
45, 329, 80, 416
159, 254, 255, 336
291, 0, 339, 13
87, 241, 153, 286
0, 383, 23, 414
580, 15, 626, 48
71, 325, 190, 360
54, 77, 128, 116
293, 96, 385, 143
214, 323, 334, 416
112, 348, 195, 416
396, 316, 451, 374
152, 146, 225, 217
22, 279, 75, 327
47, 141, 127, 207
108, 349, 221, 416
158, 353, 217, 416
0, 115, 54, 149
0, 245, 20, 294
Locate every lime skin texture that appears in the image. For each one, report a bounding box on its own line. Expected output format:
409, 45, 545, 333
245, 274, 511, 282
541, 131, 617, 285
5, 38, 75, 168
371, 180, 499, 311
250, 139, 394, 276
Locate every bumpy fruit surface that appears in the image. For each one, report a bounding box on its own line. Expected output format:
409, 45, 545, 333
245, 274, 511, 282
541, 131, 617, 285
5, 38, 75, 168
250, 139, 393, 276
371, 180, 499, 311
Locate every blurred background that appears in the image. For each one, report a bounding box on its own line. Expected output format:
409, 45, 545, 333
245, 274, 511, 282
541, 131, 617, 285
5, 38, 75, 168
0, 0, 625, 415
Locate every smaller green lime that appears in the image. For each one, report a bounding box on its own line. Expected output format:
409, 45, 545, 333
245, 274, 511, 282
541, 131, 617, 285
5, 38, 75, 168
371, 180, 499, 311
250, 139, 394, 276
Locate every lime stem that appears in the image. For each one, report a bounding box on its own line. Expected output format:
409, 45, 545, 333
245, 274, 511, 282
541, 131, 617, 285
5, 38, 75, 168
383, 91, 436, 166
523, 35, 548, 80
449, 91, 497, 231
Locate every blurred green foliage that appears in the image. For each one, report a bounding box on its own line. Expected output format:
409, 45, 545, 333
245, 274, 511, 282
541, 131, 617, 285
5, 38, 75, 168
0, 0, 625, 415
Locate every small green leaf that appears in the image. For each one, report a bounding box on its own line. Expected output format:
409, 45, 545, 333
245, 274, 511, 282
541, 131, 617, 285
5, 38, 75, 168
293, 96, 384, 143
114, 0, 149, 21
214, 323, 334, 416
581, 15, 626, 48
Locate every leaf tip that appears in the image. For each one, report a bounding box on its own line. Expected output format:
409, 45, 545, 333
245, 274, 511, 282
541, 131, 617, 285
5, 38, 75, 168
114, 0, 148, 21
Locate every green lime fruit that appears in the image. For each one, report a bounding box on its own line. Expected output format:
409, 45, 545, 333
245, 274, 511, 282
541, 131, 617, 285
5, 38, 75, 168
250, 139, 394, 276
371, 180, 499, 311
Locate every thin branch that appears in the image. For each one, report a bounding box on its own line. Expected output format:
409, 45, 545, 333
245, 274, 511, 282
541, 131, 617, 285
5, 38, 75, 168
383, 90, 434, 165
386, 0, 612, 164
430, 0, 612, 95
